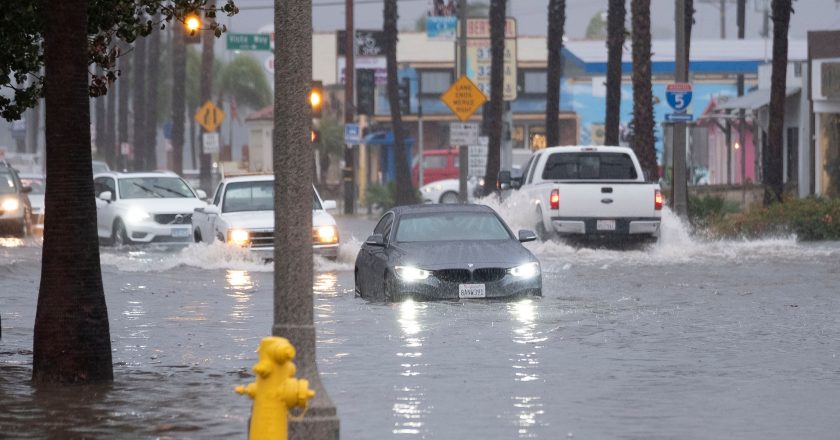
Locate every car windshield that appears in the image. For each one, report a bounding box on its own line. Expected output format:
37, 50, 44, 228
20, 177, 45, 194
222, 181, 323, 213
118, 177, 194, 199
542, 152, 638, 180
395, 211, 511, 242
0, 170, 16, 194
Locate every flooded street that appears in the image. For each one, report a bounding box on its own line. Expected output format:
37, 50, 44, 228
2, 211, 840, 439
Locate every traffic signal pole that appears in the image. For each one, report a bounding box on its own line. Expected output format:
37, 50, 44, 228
343, 0, 356, 214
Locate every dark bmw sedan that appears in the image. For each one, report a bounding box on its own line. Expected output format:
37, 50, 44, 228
354, 204, 542, 301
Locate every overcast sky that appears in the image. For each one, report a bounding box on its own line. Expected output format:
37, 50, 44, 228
226, 0, 840, 39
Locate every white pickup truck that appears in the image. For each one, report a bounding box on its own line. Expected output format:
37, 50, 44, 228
191, 174, 340, 259
502, 146, 662, 243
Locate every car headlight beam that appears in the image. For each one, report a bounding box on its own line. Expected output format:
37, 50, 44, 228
1, 198, 20, 212
314, 225, 338, 244
228, 229, 250, 247
125, 206, 151, 224
394, 265, 431, 281
508, 262, 540, 278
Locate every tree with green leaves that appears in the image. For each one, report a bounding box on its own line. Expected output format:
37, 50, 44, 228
546, 0, 566, 147
1, 0, 238, 385
765, 0, 793, 204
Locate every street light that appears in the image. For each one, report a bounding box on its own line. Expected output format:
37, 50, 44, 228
310, 80, 323, 118
185, 14, 201, 34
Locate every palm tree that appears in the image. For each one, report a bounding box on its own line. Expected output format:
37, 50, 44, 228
545, 0, 566, 147
765, 0, 792, 204
133, 34, 147, 170
384, 0, 415, 205
105, 58, 117, 168
604, 0, 625, 146
144, 13, 161, 170
33, 0, 113, 384
199, 1, 216, 191
95, 66, 107, 159
483, 0, 506, 195
118, 42, 131, 171
631, 0, 657, 180
172, 26, 187, 174
217, 55, 272, 109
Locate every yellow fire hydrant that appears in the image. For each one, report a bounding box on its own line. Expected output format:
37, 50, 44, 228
235, 336, 316, 440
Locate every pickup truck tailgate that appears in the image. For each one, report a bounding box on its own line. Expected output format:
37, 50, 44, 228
557, 183, 658, 218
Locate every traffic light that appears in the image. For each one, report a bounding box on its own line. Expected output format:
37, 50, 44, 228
184, 13, 201, 44
310, 128, 320, 144
310, 80, 323, 119
398, 77, 411, 115
356, 69, 375, 116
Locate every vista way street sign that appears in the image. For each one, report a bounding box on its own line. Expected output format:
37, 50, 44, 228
440, 76, 487, 122
195, 100, 225, 133
226, 33, 271, 51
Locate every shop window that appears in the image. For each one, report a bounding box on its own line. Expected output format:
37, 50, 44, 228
529, 125, 547, 150
512, 125, 525, 149
820, 113, 840, 197
419, 70, 453, 95
521, 70, 548, 95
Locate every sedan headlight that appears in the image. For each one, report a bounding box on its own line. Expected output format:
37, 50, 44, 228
313, 225, 338, 244
394, 266, 431, 281
228, 229, 250, 247
1, 198, 20, 212
508, 262, 540, 278
125, 206, 150, 224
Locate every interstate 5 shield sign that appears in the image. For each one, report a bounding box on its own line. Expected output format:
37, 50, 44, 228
666, 83, 693, 112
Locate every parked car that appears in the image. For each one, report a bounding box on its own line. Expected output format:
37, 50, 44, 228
502, 145, 662, 243
191, 174, 340, 259
0, 161, 32, 237
94, 171, 208, 245
411, 148, 459, 187
419, 177, 483, 204
18, 174, 45, 235
354, 204, 542, 302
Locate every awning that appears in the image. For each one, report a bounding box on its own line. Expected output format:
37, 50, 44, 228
716, 87, 800, 111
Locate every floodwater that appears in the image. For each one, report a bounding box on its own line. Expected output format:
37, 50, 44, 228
2, 205, 840, 439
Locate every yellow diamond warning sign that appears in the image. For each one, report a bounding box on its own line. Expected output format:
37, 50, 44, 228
195, 100, 225, 133
440, 76, 487, 122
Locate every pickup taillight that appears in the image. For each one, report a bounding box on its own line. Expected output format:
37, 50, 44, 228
654, 189, 663, 210
549, 189, 560, 210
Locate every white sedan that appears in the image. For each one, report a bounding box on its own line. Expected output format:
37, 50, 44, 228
419, 177, 482, 204
94, 171, 208, 245
191, 174, 340, 259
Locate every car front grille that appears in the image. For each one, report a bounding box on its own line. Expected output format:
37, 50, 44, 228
434, 268, 507, 283
154, 213, 192, 225
248, 230, 273, 248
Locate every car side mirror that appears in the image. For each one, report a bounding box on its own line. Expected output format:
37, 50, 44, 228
195, 189, 207, 200
204, 205, 221, 215
365, 234, 385, 247
98, 191, 113, 203
518, 229, 537, 243
22, 186, 33, 194
322, 199, 337, 210
498, 171, 511, 186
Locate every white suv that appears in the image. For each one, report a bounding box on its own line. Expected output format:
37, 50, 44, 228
94, 171, 207, 245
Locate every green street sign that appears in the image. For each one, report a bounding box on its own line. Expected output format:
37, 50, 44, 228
226, 33, 271, 51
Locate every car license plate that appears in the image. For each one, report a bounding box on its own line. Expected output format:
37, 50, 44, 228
459, 283, 486, 299
171, 228, 190, 238
597, 219, 616, 231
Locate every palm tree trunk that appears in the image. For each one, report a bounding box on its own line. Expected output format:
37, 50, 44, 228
546, 0, 565, 147
384, 0, 415, 205
483, 0, 506, 195
34, 0, 113, 384
106, 64, 117, 169
631, 0, 657, 180
133, 35, 147, 170
765, 0, 792, 204
604, 0, 625, 146
118, 42, 131, 171
685, 0, 694, 74
94, 67, 106, 159
145, 14, 161, 170
172, 26, 186, 175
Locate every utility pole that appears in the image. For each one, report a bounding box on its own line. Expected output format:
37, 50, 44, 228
343, 0, 355, 214
457, 0, 468, 202
737, 0, 746, 201
673, 0, 689, 218
719, 0, 726, 39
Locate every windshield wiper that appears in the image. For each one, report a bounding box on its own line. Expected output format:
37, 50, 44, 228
133, 182, 163, 198
152, 184, 189, 198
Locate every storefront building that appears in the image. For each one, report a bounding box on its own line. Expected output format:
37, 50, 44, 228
809, 31, 840, 197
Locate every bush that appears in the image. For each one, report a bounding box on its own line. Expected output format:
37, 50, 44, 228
709, 196, 840, 241
366, 182, 396, 212
688, 195, 740, 228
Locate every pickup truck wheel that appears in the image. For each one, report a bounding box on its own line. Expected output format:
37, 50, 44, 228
535, 208, 552, 242
439, 191, 459, 204
112, 219, 131, 246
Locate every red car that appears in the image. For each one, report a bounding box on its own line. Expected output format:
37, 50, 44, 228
412, 149, 459, 187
